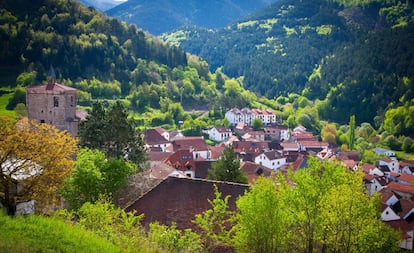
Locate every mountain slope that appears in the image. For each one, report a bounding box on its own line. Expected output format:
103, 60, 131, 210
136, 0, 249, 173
0, 0, 186, 93
78, 0, 126, 11
106, 0, 276, 35
163, 0, 414, 123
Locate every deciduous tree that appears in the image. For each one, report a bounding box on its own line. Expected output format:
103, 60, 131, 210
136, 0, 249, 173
60, 148, 136, 210
193, 185, 235, 251
0, 118, 77, 215
252, 117, 263, 131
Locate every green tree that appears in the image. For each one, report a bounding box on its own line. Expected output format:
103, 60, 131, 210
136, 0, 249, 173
78, 101, 147, 167
15, 71, 37, 86
148, 222, 202, 252
193, 185, 235, 251
252, 117, 263, 131
14, 103, 27, 119
234, 175, 292, 253
222, 117, 230, 128
321, 123, 337, 145
234, 157, 400, 253
78, 101, 108, 149
349, 115, 356, 150
60, 148, 136, 209
207, 146, 247, 184
6, 86, 26, 110
60, 148, 136, 210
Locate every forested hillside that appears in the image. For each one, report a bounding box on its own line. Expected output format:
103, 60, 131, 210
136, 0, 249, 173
78, 0, 125, 11
106, 0, 276, 35
1, 0, 185, 90
164, 0, 414, 124
0, 0, 227, 117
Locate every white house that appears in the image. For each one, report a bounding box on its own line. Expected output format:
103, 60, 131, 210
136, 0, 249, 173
251, 109, 277, 125
254, 150, 287, 171
381, 206, 400, 222
225, 108, 278, 127
362, 163, 384, 176
208, 126, 232, 142
225, 108, 244, 126
373, 147, 396, 157
378, 158, 400, 174
365, 175, 388, 195
241, 108, 254, 126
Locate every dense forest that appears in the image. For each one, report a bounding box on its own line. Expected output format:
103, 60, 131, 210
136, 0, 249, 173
106, 0, 275, 35
0, 0, 226, 118
163, 0, 414, 124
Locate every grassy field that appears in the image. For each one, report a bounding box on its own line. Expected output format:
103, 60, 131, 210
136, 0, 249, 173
0, 90, 16, 118
0, 213, 121, 253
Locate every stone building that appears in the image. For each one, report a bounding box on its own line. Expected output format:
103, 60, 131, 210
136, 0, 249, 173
26, 68, 80, 135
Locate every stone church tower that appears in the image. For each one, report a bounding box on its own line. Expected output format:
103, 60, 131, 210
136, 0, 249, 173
26, 67, 80, 135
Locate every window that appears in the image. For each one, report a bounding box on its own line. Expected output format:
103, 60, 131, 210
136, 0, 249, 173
53, 96, 59, 107
40, 120, 45, 123
70, 96, 74, 107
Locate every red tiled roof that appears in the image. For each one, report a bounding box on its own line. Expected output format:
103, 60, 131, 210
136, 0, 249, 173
144, 129, 169, 145
342, 159, 357, 169
364, 174, 375, 182
299, 141, 329, 148
380, 187, 397, 204
401, 161, 414, 167
383, 219, 413, 233
148, 151, 171, 162
260, 150, 283, 160
172, 136, 207, 151
399, 173, 414, 183
214, 126, 231, 133
164, 150, 193, 170
399, 199, 414, 218
337, 151, 361, 162
233, 141, 268, 153
281, 142, 299, 150
362, 163, 376, 173
240, 161, 273, 184
209, 146, 225, 160
387, 182, 414, 194
27, 83, 76, 91
125, 177, 248, 231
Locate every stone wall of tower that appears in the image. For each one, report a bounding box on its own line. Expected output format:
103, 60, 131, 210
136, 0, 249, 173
26, 86, 78, 135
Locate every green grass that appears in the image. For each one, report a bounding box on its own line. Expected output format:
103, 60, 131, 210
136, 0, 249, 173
0, 213, 121, 253
0, 91, 16, 118
396, 151, 414, 161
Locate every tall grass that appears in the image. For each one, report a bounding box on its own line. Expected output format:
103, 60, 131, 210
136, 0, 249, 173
0, 213, 121, 253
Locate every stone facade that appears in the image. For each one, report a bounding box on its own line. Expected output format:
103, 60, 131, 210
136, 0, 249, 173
26, 82, 79, 135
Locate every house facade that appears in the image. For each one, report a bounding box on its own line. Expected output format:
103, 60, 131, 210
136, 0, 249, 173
225, 108, 277, 127
208, 126, 232, 142
254, 150, 287, 171
378, 158, 400, 174
26, 74, 79, 135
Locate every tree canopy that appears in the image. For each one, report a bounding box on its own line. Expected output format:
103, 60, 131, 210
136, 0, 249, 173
0, 117, 78, 215
207, 146, 248, 184
233, 157, 400, 253
78, 101, 147, 167
60, 148, 137, 210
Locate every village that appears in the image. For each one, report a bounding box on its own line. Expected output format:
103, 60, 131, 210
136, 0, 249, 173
1, 72, 412, 251
137, 107, 414, 250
